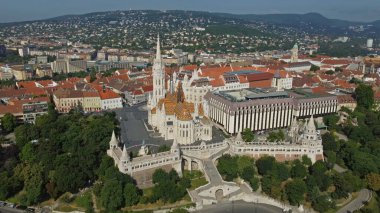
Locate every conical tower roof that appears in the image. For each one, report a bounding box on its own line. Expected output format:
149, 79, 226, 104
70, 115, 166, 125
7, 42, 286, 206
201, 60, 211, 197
171, 139, 179, 153
110, 130, 118, 146
121, 144, 129, 161
306, 115, 316, 132
236, 130, 243, 142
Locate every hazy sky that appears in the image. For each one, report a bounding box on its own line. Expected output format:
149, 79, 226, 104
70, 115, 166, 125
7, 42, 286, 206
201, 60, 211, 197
1, 0, 380, 23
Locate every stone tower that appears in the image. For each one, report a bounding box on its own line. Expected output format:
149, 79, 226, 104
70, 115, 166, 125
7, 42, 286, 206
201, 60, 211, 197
301, 115, 318, 145
151, 35, 166, 108
291, 43, 298, 63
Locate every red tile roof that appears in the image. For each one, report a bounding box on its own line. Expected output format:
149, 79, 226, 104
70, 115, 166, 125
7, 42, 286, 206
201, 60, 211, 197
98, 89, 120, 100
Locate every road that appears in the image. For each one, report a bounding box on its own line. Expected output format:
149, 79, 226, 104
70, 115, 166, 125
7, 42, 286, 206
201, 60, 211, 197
337, 189, 372, 213
196, 201, 283, 213
0, 206, 24, 213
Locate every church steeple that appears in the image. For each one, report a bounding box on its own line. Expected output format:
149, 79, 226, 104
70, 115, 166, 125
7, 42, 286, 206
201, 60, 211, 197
156, 34, 162, 60
109, 130, 118, 149
121, 144, 129, 162
150, 34, 166, 108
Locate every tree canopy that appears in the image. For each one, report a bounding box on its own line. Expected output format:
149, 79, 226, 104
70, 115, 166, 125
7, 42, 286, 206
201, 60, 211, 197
355, 84, 374, 110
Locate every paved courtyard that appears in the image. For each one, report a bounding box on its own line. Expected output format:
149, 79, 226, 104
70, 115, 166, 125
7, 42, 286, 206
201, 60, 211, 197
114, 103, 227, 153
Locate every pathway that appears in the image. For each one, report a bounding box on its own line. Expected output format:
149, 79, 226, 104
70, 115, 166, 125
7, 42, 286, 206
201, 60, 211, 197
337, 189, 372, 213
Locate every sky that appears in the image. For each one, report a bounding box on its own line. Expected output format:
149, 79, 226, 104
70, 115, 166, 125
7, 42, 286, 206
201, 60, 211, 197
1, 0, 380, 23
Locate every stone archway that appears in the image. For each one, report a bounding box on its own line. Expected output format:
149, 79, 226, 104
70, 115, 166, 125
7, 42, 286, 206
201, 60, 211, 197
182, 158, 189, 171
191, 161, 199, 170
215, 189, 224, 202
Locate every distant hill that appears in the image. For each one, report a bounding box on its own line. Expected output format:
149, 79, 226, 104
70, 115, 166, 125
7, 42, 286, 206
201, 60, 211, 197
239, 13, 358, 27
1, 10, 379, 36
216, 12, 380, 29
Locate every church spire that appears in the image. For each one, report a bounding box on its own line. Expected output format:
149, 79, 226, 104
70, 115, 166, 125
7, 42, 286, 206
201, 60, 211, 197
236, 128, 243, 143
156, 34, 161, 61
110, 130, 118, 147
306, 115, 316, 133
121, 144, 129, 162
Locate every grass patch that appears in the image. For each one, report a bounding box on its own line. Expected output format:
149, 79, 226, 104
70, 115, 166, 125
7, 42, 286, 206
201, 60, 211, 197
73, 190, 92, 209
142, 187, 154, 197
6, 190, 26, 204
190, 177, 208, 190
183, 170, 208, 190
54, 204, 77, 212
362, 192, 379, 213
183, 170, 203, 179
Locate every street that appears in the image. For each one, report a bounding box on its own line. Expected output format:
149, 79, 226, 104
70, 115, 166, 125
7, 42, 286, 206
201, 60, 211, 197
196, 201, 283, 213
337, 189, 372, 213
0, 206, 25, 213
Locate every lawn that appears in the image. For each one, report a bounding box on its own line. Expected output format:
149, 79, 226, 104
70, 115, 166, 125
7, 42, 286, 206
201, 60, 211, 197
72, 190, 92, 209
6, 190, 26, 204
189, 177, 208, 190
54, 189, 93, 212
183, 170, 208, 190
363, 192, 379, 213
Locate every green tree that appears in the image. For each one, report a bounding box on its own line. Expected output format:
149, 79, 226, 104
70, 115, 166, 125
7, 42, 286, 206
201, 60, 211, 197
272, 163, 290, 181
249, 177, 260, 191
22, 163, 44, 205
256, 156, 276, 175
124, 183, 140, 207
217, 154, 238, 181
312, 195, 334, 213
365, 173, 380, 191
1, 113, 17, 132
158, 145, 170, 152
261, 175, 282, 199
285, 179, 307, 206
242, 128, 255, 142
355, 84, 374, 109
237, 156, 254, 175
310, 64, 320, 71
101, 179, 123, 211
322, 132, 339, 152
241, 167, 255, 182
291, 160, 307, 179
153, 169, 169, 184
302, 155, 312, 166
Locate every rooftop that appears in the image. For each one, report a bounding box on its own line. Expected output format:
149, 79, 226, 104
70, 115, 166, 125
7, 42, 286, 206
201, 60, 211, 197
217, 88, 288, 102
214, 87, 334, 103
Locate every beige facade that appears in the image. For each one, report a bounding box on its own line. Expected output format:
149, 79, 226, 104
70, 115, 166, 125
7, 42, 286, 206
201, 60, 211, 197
148, 36, 212, 145
83, 92, 101, 112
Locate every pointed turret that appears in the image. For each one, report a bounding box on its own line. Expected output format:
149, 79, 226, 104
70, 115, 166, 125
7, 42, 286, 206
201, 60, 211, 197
171, 139, 180, 153
236, 129, 243, 143
110, 130, 118, 148
306, 115, 316, 133
121, 144, 129, 162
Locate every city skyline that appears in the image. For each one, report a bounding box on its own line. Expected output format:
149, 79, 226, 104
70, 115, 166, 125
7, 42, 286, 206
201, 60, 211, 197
1, 0, 380, 23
